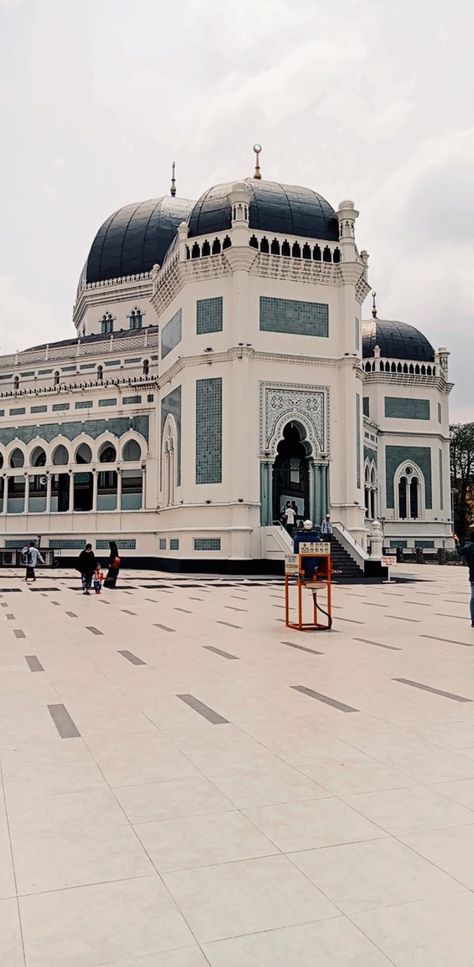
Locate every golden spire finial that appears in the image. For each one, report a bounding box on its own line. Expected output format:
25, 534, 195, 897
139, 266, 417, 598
170, 161, 176, 197
372, 291, 377, 318
253, 143, 262, 180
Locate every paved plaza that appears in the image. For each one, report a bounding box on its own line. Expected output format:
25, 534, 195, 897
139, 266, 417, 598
1, 563, 474, 966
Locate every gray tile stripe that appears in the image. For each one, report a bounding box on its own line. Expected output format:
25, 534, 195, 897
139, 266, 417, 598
154, 623, 175, 632
51, 601, 61, 606
6, 614, 15, 620
25, 655, 44, 672
13, 629, 26, 639
420, 634, 474, 648
404, 601, 430, 607
118, 650, 146, 665
393, 678, 472, 703
435, 613, 466, 620
216, 620, 242, 629
177, 694, 229, 724
66, 611, 77, 618
189, 597, 204, 601
203, 646, 239, 660
230, 595, 247, 600
47, 704, 81, 738
1, 602, 8, 607
174, 607, 193, 613
291, 685, 358, 713
336, 617, 365, 624
99, 599, 110, 604
353, 637, 402, 651
385, 615, 420, 622
225, 606, 247, 612
86, 626, 103, 636
364, 603, 388, 608
121, 609, 137, 615
281, 640, 323, 655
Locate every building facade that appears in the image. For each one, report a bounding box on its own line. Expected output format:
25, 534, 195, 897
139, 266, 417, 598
0, 169, 453, 567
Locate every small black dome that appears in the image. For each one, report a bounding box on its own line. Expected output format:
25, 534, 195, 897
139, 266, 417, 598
362, 318, 435, 362
188, 178, 339, 242
83, 196, 194, 285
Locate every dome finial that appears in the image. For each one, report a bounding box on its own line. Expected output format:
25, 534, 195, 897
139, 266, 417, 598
372, 291, 377, 318
170, 161, 176, 197
253, 143, 262, 180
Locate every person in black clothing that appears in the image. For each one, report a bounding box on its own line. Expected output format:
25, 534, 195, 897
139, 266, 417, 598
104, 540, 121, 589
77, 543, 96, 595
455, 527, 474, 626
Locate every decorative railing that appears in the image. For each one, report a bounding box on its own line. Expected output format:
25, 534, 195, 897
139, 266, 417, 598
0, 329, 159, 371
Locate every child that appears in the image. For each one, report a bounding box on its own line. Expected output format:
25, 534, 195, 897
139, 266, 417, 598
93, 563, 104, 594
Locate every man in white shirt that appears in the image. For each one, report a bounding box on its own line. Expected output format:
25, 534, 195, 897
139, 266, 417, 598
284, 501, 296, 535
321, 514, 333, 536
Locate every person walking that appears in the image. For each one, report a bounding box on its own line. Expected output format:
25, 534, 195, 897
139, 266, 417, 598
93, 563, 104, 595
104, 540, 121, 589
77, 543, 96, 595
283, 501, 296, 536
23, 541, 45, 583
455, 527, 474, 627
321, 513, 333, 537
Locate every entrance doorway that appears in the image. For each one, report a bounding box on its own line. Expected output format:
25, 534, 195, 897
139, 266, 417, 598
272, 422, 310, 522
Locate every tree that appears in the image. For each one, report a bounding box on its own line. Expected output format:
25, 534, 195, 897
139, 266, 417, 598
450, 422, 474, 540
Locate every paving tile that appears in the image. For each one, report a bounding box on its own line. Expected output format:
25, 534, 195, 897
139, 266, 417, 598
211, 760, 328, 808
297, 758, 418, 795
114, 776, 232, 824
85, 731, 199, 786
20, 875, 193, 967
343, 785, 474, 835
400, 825, 474, 890
244, 797, 382, 852
96, 949, 209, 967
164, 854, 338, 943
204, 917, 395, 966
135, 809, 277, 871
8, 787, 128, 835
0, 898, 24, 967
351, 892, 474, 967
291, 837, 463, 913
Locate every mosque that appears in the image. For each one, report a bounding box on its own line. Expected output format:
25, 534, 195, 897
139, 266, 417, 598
0, 148, 453, 571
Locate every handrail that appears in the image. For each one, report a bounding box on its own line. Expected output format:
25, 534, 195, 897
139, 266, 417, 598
332, 521, 368, 566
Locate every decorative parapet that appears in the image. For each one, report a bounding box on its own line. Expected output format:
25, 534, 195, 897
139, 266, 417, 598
0, 329, 159, 371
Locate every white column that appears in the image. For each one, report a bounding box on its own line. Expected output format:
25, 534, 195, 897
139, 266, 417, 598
92, 471, 98, 512
116, 470, 122, 511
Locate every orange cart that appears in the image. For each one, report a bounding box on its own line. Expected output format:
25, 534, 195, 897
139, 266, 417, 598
284, 542, 332, 631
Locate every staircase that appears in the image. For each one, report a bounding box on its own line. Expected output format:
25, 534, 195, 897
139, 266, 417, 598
329, 534, 365, 581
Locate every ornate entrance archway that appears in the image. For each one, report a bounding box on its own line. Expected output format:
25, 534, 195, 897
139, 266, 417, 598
272, 422, 310, 521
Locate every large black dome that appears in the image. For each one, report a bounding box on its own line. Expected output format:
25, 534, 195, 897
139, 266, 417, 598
83, 196, 194, 285
188, 178, 339, 242
362, 318, 435, 362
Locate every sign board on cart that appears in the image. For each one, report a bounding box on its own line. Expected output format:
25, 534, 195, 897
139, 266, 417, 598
285, 554, 299, 575
299, 542, 331, 555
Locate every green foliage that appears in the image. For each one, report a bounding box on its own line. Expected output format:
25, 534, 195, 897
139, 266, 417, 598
450, 422, 474, 540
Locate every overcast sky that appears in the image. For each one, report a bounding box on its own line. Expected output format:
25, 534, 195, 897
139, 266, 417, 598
0, 0, 472, 420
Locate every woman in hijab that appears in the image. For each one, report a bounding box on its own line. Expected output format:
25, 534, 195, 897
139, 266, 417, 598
104, 540, 121, 588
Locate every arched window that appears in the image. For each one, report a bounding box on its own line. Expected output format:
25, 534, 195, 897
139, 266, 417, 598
99, 442, 116, 463
9, 447, 24, 468
421, 365, 426, 375
395, 464, 424, 520
313, 245, 321, 261
212, 238, 221, 254
282, 240, 290, 257
249, 235, 258, 249
222, 236, 231, 249
409, 364, 414, 374
302, 243, 311, 260
97, 365, 103, 382
75, 443, 92, 464
162, 417, 177, 507
129, 308, 143, 330
323, 246, 332, 262
202, 240, 210, 257
270, 239, 280, 255
260, 237, 269, 254
364, 460, 377, 519
30, 446, 46, 467
13, 375, 19, 392
397, 363, 402, 373
52, 444, 69, 466
0, 452, 3, 469
292, 242, 301, 258
191, 242, 200, 259
403, 363, 408, 374
122, 439, 141, 462
415, 364, 420, 375
333, 247, 341, 263
142, 359, 149, 377
54, 371, 60, 387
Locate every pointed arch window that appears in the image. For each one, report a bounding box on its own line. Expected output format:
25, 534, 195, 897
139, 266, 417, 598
100, 312, 114, 334
395, 464, 424, 520
129, 308, 143, 330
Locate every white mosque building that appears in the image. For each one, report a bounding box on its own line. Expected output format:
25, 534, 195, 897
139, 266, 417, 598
0, 150, 453, 572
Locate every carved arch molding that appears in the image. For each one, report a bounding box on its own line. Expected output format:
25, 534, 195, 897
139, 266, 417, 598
259, 381, 330, 459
